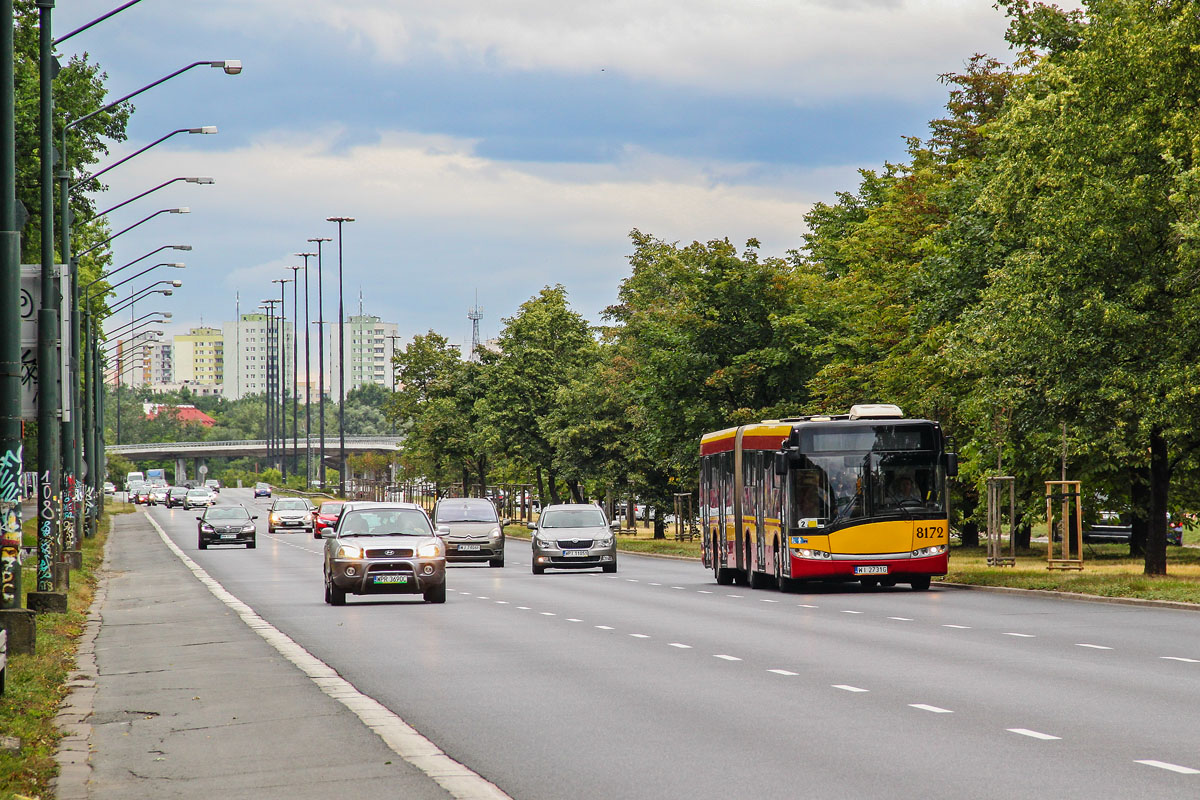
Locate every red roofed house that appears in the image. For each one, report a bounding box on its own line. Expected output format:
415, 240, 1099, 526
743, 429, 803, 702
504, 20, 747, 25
143, 403, 216, 428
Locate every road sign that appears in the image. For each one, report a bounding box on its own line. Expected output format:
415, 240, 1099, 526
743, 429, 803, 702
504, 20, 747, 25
198, 464, 208, 476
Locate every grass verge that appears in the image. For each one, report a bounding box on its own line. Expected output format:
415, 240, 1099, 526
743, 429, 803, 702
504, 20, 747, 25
0, 500, 135, 800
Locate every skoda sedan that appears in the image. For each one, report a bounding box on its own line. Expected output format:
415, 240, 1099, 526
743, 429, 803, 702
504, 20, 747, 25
322, 502, 446, 605
531, 504, 618, 574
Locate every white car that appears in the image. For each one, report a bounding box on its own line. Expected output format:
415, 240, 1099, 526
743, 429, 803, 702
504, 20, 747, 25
103, 482, 115, 496
184, 488, 215, 509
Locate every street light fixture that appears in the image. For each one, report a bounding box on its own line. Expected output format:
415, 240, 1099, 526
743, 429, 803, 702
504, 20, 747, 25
94, 177, 214, 219
326, 217, 354, 496
307, 237, 332, 490
73, 208, 190, 263
73, 128, 217, 193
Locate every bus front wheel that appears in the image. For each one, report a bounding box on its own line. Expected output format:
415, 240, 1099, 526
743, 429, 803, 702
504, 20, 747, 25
910, 576, 932, 591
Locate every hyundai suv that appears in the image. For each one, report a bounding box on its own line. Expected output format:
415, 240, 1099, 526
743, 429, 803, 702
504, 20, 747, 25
322, 502, 446, 604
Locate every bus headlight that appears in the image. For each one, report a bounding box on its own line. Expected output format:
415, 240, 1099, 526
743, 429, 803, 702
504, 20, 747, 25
912, 545, 947, 558
792, 548, 831, 560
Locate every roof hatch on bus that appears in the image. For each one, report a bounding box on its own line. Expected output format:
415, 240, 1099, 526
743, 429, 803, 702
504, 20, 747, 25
848, 404, 904, 420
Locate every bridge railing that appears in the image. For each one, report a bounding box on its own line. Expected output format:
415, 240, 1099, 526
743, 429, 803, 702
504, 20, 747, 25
106, 435, 401, 454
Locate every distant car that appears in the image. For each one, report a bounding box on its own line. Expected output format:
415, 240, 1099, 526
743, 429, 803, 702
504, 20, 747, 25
253, 482, 272, 498
268, 497, 314, 534
1168, 514, 1184, 547
103, 482, 115, 496
433, 497, 505, 567
205, 479, 221, 493
313, 501, 345, 539
197, 505, 258, 550
530, 503, 618, 574
148, 485, 169, 506
166, 486, 189, 508
184, 488, 213, 510
130, 482, 151, 505
322, 501, 446, 605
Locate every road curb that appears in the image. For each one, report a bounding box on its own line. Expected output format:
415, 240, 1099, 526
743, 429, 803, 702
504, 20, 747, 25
937, 581, 1200, 611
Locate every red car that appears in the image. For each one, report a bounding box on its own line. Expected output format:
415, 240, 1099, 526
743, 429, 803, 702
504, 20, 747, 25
313, 501, 344, 538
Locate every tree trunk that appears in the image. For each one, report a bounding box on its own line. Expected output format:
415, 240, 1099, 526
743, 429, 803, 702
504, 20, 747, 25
1129, 467, 1149, 558
567, 479, 583, 503
462, 466, 470, 498
477, 456, 487, 502
536, 466, 546, 510
959, 487, 979, 547
547, 469, 560, 505
653, 506, 666, 540
1144, 427, 1169, 576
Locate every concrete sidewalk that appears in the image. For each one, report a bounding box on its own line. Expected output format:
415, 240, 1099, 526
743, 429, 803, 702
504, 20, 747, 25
54, 511, 456, 800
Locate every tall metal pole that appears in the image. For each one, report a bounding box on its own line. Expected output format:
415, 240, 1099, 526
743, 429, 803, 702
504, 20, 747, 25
286, 266, 300, 481
0, 0, 26, 612
308, 237, 330, 491
296, 252, 314, 488
327, 218, 353, 497
273, 278, 290, 481
37, 0, 64, 597
262, 302, 274, 473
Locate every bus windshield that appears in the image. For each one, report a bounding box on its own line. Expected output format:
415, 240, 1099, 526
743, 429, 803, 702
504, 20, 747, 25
789, 425, 944, 525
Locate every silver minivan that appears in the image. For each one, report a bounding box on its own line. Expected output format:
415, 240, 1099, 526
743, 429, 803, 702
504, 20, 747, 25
433, 497, 505, 567
530, 504, 618, 574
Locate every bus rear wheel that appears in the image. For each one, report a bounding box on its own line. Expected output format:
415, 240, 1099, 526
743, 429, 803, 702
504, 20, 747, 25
713, 533, 734, 586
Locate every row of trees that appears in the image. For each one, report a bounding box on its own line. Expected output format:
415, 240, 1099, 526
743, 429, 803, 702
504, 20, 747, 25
391, 1, 1200, 574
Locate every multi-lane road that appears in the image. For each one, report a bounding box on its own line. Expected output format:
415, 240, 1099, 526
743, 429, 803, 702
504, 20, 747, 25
147, 488, 1200, 799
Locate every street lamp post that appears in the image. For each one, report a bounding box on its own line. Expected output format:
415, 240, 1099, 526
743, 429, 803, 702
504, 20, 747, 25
326, 217, 354, 496
261, 299, 280, 476
295, 252, 315, 488
285, 266, 301, 482
272, 278, 291, 481
307, 237, 331, 490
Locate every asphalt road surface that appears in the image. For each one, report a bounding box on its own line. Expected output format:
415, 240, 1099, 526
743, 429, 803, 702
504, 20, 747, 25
149, 488, 1200, 799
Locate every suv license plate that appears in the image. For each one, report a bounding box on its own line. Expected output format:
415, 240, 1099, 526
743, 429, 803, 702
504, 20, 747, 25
563, 550, 589, 558
854, 565, 888, 575
373, 575, 409, 584
457, 544, 480, 551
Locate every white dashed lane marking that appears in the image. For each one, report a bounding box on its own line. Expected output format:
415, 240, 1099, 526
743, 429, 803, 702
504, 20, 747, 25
910, 704, 953, 714
840, 610, 864, 615
541, 612, 556, 616
1003, 633, 1036, 638
889, 617, 913, 621
768, 669, 798, 676
832, 684, 869, 693
797, 604, 818, 608
595, 625, 614, 630
566, 618, 582, 622
943, 624, 971, 629
630, 634, 650, 639
1161, 656, 1200, 663
1075, 643, 1112, 650
1135, 760, 1200, 774
1008, 728, 1060, 740
714, 655, 741, 661
668, 643, 692, 649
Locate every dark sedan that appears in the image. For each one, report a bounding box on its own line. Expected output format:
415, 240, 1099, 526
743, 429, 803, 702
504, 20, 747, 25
197, 505, 258, 550
166, 486, 189, 508
322, 502, 446, 605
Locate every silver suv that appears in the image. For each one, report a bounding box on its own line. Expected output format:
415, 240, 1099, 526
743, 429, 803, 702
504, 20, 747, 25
434, 497, 505, 567
531, 504, 618, 574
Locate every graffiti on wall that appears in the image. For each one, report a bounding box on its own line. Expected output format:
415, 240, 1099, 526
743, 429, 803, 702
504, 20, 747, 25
1, 446, 23, 606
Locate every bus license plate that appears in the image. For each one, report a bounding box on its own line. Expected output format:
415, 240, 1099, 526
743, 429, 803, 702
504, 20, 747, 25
854, 565, 888, 575
373, 575, 409, 584
563, 550, 589, 558
458, 544, 480, 551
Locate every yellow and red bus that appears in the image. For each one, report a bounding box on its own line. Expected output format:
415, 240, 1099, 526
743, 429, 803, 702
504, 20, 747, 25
699, 404, 956, 591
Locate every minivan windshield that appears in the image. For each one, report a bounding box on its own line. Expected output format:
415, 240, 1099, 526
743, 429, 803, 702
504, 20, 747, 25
338, 509, 433, 537
437, 500, 498, 523
539, 508, 606, 529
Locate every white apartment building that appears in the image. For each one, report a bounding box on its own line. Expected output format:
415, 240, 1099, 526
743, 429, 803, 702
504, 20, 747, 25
222, 313, 294, 401
328, 314, 399, 394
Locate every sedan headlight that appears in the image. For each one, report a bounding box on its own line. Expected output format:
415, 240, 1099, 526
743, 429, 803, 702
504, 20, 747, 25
417, 542, 442, 558
242, 524, 256, 533
269, 513, 280, 523
304, 513, 313, 523
336, 544, 363, 559
594, 535, 613, 547
536, 536, 556, 548
200, 523, 214, 533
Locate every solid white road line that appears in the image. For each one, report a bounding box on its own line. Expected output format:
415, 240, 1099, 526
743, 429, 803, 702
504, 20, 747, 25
909, 704, 953, 714
714, 655, 741, 661
1008, 728, 1060, 740
1075, 643, 1112, 650
147, 515, 512, 800
832, 685, 869, 693
768, 669, 798, 676
1134, 760, 1200, 774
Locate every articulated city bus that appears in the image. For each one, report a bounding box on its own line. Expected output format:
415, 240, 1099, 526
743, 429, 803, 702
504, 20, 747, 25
699, 404, 956, 591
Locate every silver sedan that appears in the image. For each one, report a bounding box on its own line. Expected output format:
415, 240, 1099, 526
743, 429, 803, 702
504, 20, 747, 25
530, 504, 618, 574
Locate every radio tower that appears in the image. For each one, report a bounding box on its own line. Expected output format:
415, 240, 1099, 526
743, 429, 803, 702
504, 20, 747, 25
467, 295, 483, 362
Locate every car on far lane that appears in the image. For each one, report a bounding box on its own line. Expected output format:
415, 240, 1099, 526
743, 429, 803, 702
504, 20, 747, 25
530, 503, 618, 574
253, 482, 272, 498
433, 497, 505, 567
322, 501, 446, 605
268, 497, 314, 534
313, 501, 344, 539
148, 485, 169, 506
130, 482, 151, 505
166, 486, 190, 508
184, 488, 213, 510
103, 481, 115, 496
197, 505, 258, 550
205, 479, 221, 494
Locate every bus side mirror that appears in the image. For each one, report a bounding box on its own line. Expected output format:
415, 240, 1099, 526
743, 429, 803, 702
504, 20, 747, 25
774, 453, 789, 475
946, 452, 959, 478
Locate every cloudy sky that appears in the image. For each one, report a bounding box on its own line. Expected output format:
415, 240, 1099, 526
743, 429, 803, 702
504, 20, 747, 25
61, 0, 1041, 356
